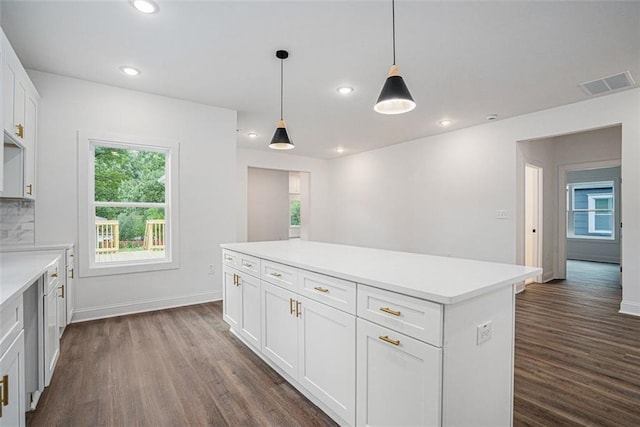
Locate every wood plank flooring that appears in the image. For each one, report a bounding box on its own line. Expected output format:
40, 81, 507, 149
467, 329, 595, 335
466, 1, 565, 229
27, 260, 640, 426
26, 303, 336, 426
514, 260, 640, 426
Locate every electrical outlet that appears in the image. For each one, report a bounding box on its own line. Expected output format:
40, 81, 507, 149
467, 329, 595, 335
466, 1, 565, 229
208, 264, 215, 275
477, 321, 492, 345
496, 210, 509, 219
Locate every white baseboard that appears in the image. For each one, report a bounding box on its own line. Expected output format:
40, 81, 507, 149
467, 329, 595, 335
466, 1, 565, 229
72, 291, 222, 323
619, 300, 640, 317
542, 271, 555, 283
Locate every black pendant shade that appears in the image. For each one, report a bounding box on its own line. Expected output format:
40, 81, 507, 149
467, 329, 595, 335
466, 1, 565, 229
269, 120, 294, 150
269, 50, 294, 150
375, 0, 416, 115
375, 65, 416, 114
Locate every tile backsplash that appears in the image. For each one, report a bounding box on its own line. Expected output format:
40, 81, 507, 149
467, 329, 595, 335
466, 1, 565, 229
0, 199, 35, 245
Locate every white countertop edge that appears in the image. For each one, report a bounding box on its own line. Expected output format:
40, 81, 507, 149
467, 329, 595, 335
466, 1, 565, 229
0, 243, 74, 253
221, 242, 541, 305
0, 252, 61, 310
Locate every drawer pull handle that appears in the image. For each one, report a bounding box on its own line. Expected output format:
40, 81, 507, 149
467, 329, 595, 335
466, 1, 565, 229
243, 262, 253, 268
58, 284, 65, 299
271, 272, 283, 278
380, 307, 401, 316
1, 374, 8, 408
225, 256, 233, 261
51, 272, 59, 278
290, 298, 295, 314
296, 301, 302, 318
314, 286, 329, 293
70, 268, 74, 279
379, 335, 400, 346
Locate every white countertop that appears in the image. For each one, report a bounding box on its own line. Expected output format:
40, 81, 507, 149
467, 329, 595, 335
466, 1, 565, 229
0, 251, 61, 309
0, 243, 74, 253
221, 240, 541, 304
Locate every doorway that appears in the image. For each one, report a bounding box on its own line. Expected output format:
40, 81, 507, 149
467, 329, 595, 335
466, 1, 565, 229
524, 164, 543, 284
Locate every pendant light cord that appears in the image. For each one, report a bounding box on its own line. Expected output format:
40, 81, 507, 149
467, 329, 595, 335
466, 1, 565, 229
392, 0, 396, 65
280, 58, 284, 120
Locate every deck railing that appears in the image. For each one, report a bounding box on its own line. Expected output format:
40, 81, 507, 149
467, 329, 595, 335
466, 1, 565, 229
144, 220, 165, 251
96, 220, 119, 254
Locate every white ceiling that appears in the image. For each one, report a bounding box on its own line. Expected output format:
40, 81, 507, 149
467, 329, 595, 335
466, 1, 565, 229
2, 1, 639, 159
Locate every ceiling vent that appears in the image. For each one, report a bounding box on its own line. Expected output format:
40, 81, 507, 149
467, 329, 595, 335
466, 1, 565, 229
580, 71, 636, 96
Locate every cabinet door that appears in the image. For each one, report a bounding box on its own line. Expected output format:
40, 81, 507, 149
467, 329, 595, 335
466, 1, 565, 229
22, 93, 37, 199
0, 331, 25, 427
2, 54, 16, 137
357, 319, 442, 427
239, 273, 261, 348
261, 281, 298, 379
298, 296, 356, 426
223, 267, 241, 330
66, 251, 75, 325
56, 280, 66, 337
44, 285, 60, 386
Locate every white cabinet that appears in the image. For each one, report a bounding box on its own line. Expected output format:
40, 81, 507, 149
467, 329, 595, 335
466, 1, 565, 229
1, 30, 38, 199
43, 262, 61, 386
356, 319, 441, 427
0, 331, 25, 427
223, 265, 262, 349
57, 247, 75, 335
261, 281, 298, 378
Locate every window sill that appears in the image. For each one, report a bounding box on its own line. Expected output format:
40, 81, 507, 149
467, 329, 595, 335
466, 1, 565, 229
567, 235, 616, 242
79, 256, 179, 278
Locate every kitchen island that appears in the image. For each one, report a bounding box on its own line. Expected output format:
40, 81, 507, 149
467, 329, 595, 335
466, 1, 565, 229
220, 240, 540, 426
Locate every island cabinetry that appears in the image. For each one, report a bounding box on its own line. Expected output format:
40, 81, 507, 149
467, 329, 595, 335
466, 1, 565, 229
0, 331, 25, 427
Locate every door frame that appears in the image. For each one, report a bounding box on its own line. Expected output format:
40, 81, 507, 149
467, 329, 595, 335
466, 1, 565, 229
524, 163, 543, 284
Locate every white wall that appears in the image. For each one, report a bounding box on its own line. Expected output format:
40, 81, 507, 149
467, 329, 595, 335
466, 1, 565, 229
327, 88, 640, 315
247, 167, 289, 242
236, 148, 331, 243
30, 71, 237, 321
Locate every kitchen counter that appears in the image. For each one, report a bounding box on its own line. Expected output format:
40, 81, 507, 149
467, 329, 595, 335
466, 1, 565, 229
221, 240, 541, 304
0, 251, 60, 309
0, 243, 74, 252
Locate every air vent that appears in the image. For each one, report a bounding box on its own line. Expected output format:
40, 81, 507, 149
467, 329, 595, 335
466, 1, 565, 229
580, 71, 636, 96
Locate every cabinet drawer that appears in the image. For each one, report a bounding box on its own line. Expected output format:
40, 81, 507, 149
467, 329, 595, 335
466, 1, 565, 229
0, 296, 23, 356
46, 258, 61, 292
357, 284, 442, 347
222, 251, 261, 278
298, 269, 356, 314
262, 260, 298, 290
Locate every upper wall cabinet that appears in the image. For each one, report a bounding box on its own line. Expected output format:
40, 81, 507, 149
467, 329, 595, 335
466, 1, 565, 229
1, 29, 39, 199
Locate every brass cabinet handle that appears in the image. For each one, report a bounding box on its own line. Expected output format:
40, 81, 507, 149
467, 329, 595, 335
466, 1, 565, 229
380, 307, 401, 316
290, 298, 295, 314
235, 274, 241, 286
314, 286, 329, 293
58, 284, 65, 299
243, 262, 253, 268
270, 272, 282, 278
1, 374, 8, 407
70, 268, 74, 279
16, 123, 24, 138
26, 184, 33, 195
296, 301, 302, 318
225, 256, 233, 261
379, 335, 400, 346
51, 272, 58, 278
233, 273, 238, 286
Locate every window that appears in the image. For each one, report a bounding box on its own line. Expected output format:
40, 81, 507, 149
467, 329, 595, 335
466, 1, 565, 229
78, 131, 179, 276
289, 171, 300, 239
567, 181, 614, 239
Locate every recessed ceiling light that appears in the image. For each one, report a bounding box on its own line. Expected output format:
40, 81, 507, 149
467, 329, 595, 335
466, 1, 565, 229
337, 86, 354, 95
336, 146, 345, 153
438, 119, 453, 127
119, 65, 141, 76
247, 132, 258, 138
130, 0, 158, 14
487, 114, 498, 121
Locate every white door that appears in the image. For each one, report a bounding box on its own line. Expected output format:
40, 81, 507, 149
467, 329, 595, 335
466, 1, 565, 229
298, 296, 356, 425
239, 273, 261, 349
222, 267, 241, 329
356, 319, 441, 427
247, 167, 290, 242
0, 332, 25, 427
261, 281, 298, 378
525, 164, 543, 284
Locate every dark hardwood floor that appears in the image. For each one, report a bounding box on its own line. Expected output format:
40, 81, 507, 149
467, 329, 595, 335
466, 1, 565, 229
514, 260, 640, 426
27, 303, 336, 426
28, 260, 640, 426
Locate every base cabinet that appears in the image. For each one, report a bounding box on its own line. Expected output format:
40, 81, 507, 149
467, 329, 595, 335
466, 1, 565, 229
223, 267, 241, 330
0, 331, 25, 427
356, 319, 441, 427
261, 281, 298, 378
223, 266, 262, 349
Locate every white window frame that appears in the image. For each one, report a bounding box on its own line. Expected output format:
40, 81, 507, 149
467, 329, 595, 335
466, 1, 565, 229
78, 130, 180, 277
566, 181, 614, 240
587, 194, 613, 234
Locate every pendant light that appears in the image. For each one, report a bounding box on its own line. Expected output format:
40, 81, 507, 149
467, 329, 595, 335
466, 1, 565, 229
374, 0, 416, 115
269, 50, 295, 150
